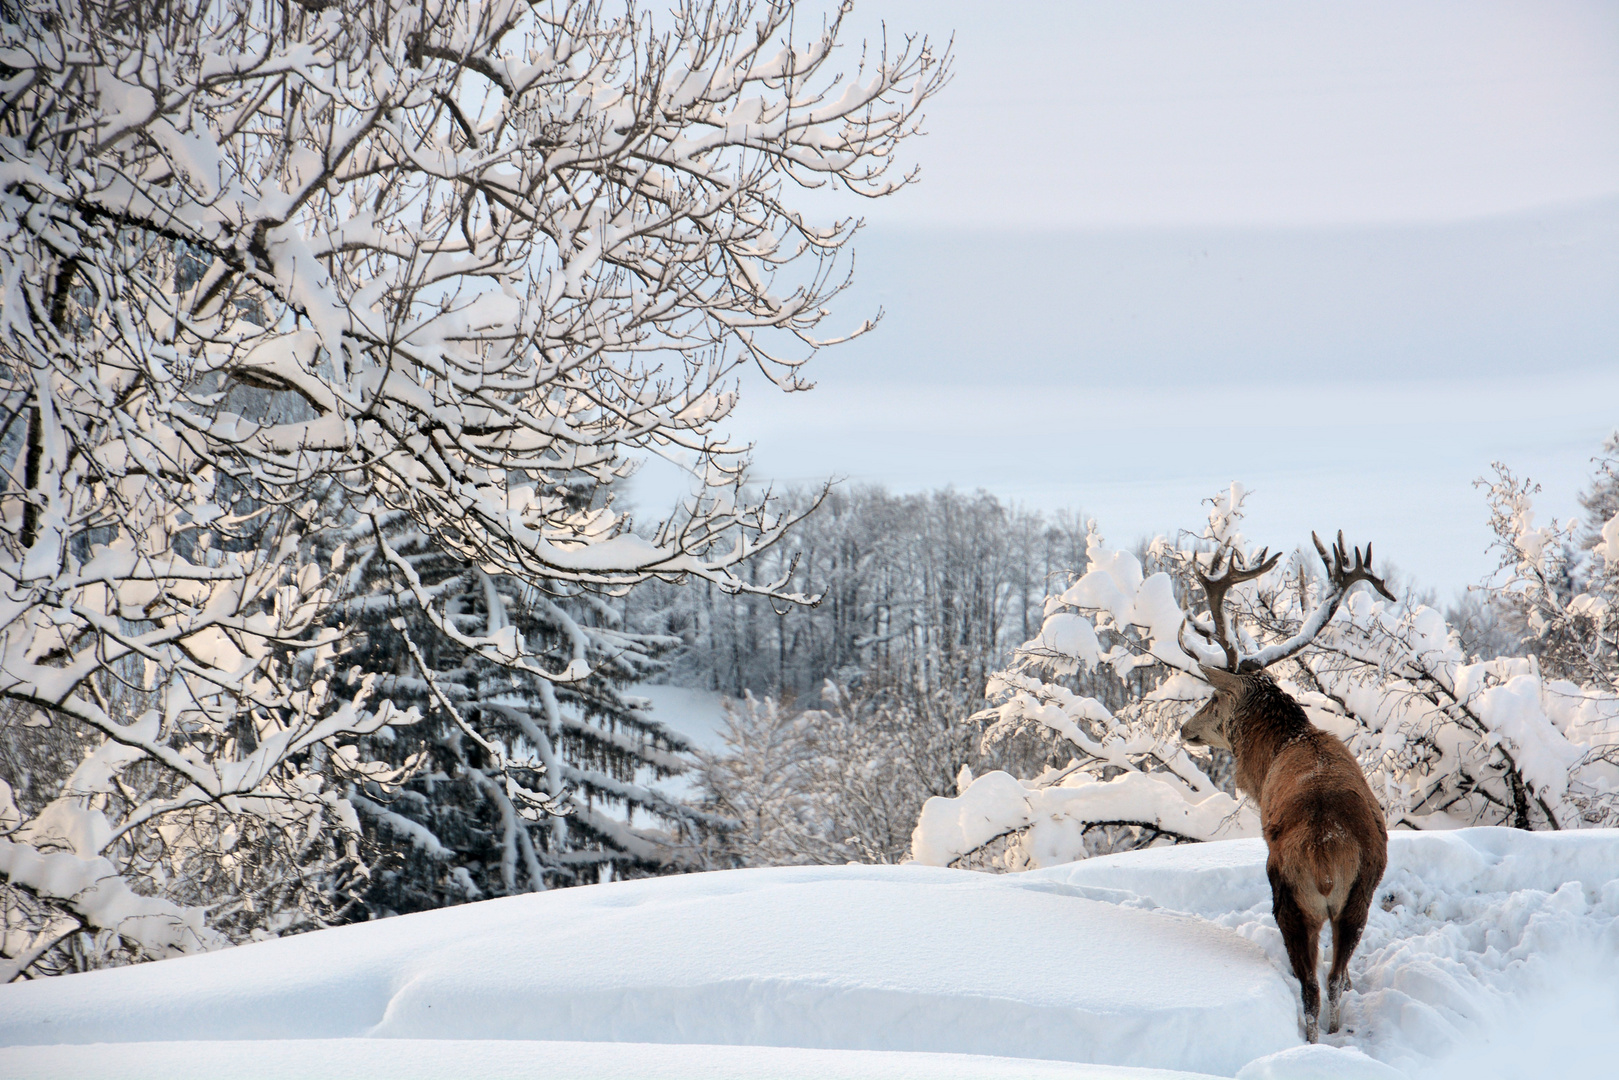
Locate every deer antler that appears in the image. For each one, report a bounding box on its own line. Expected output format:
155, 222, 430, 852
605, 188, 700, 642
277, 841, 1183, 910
1240, 530, 1396, 670
1189, 544, 1283, 671
1312, 530, 1396, 603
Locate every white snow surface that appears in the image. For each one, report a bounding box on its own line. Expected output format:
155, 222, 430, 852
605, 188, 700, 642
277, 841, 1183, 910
629, 683, 729, 801
0, 863, 1293, 1076
1032, 828, 1619, 1077
2, 828, 1615, 1078
0, 1040, 1224, 1080
629, 683, 729, 752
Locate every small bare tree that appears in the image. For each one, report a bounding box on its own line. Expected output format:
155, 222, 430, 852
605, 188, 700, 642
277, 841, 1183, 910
699, 675, 975, 867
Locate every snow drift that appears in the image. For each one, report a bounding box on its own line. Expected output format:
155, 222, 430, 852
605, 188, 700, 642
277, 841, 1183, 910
1, 827, 1615, 1079
0, 862, 1295, 1076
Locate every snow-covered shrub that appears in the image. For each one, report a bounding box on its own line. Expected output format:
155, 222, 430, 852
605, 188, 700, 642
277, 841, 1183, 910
700, 675, 976, 866
912, 481, 1619, 872
0, 0, 945, 977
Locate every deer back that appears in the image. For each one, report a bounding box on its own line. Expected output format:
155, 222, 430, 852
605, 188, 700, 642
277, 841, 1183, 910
1187, 667, 1386, 902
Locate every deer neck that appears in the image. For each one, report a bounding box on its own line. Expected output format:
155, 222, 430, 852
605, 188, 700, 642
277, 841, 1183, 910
1228, 695, 1313, 800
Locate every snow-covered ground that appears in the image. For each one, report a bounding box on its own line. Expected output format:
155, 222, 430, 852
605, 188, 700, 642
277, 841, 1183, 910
2, 828, 1613, 1079
630, 683, 730, 753
0, 1040, 1228, 1080
630, 682, 730, 802
0, 863, 1295, 1076
1038, 829, 1619, 1077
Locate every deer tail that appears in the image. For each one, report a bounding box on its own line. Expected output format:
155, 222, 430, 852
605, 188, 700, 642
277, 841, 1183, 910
1308, 834, 1354, 898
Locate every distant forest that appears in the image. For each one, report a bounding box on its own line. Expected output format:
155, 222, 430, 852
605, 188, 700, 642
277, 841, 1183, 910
625, 486, 1094, 710
623, 475, 1565, 713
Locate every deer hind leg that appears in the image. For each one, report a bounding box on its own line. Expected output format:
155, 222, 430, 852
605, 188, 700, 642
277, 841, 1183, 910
1327, 872, 1376, 1035
1270, 862, 1324, 1043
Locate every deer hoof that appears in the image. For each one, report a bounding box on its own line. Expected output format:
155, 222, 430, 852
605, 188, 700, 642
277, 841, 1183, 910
1304, 1016, 1320, 1044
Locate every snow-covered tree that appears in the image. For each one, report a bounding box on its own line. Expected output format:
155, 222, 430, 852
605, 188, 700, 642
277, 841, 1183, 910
1478, 463, 1618, 691
0, 0, 945, 977
1578, 433, 1619, 552
335, 505, 722, 910
912, 482, 1619, 872
696, 692, 833, 865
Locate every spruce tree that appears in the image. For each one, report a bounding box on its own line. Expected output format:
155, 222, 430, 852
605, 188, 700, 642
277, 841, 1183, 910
336, 509, 716, 914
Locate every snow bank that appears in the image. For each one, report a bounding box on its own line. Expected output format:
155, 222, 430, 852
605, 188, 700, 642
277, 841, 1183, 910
0, 1039, 1228, 1080
0, 863, 1295, 1076
1031, 828, 1619, 1077
5, 828, 1613, 1078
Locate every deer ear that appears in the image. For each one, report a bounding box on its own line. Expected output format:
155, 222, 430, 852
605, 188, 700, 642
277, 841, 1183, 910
1199, 664, 1244, 695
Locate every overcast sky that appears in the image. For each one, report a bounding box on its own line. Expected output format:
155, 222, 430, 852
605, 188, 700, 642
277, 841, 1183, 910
634, 0, 1619, 596
825, 0, 1619, 229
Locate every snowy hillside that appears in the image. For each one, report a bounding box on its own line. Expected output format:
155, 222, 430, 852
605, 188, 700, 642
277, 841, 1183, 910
2, 828, 1615, 1079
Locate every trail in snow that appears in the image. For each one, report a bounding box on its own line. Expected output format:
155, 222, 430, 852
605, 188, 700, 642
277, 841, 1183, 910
1039, 828, 1619, 1077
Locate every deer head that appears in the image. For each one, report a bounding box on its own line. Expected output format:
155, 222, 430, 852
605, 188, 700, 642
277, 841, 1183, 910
1185, 545, 1281, 670
1181, 664, 1247, 750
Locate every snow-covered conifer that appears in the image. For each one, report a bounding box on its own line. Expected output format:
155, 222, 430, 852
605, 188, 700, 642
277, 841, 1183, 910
334, 503, 723, 909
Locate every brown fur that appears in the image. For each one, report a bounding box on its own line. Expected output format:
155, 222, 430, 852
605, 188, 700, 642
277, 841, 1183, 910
1182, 667, 1388, 1043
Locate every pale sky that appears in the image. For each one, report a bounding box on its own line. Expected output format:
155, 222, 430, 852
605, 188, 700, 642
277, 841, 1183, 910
822, 0, 1619, 228
634, 1, 1619, 597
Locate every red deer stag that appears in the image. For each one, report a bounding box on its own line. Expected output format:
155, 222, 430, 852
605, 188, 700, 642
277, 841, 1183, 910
1179, 533, 1392, 1043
